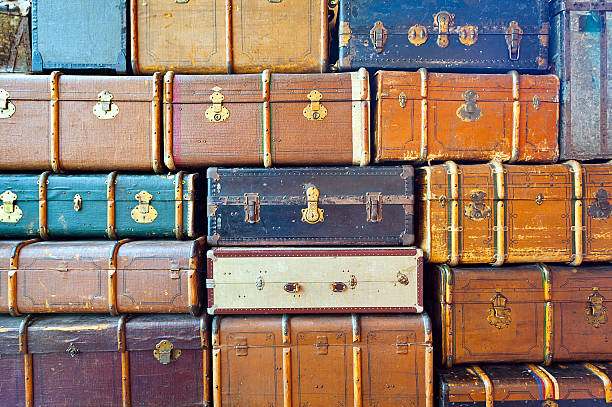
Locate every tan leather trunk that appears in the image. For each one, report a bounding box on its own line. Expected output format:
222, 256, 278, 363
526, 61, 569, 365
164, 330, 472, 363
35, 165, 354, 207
131, 0, 328, 74
0, 73, 162, 172
0, 239, 205, 316
417, 161, 612, 265
375, 70, 559, 163
212, 314, 433, 407
164, 70, 369, 168
428, 263, 612, 366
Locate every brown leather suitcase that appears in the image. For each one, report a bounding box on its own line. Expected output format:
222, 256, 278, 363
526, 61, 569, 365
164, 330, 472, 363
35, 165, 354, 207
0, 313, 211, 407
439, 363, 612, 406
0, 239, 205, 316
417, 161, 612, 265
428, 263, 612, 366
0, 73, 162, 172
164, 70, 370, 168
0, 0, 31, 72
375, 70, 559, 163
212, 314, 433, 407
131, 0, 329, 74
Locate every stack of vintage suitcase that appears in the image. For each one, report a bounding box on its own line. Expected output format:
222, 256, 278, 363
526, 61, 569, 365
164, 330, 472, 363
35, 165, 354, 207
0, 0, 611, 406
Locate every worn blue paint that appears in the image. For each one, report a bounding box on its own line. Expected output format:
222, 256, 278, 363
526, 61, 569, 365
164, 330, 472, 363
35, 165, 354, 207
31, 0, 127, 72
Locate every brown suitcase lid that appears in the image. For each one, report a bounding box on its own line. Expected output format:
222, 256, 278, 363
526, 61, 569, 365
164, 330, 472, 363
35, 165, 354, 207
549, 264, 612, 303
0, 314, 25, 355
167, 71, 367, 104
0, 73, 50, 100
125, 314, 208, 351
57, 74, 161, 102
583, 163, 612, 206
376, 71, 558, 103
437, 264, 548, 304
117, 240, 204, 271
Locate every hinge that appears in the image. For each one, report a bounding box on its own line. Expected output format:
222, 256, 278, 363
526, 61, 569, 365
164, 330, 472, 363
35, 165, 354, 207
370, 21, 388, 53
315, 336, 328, 355
244, 193, 261, 223
505, 21, 523, 61
366, 192, 382, 223
235, 337, 248, 356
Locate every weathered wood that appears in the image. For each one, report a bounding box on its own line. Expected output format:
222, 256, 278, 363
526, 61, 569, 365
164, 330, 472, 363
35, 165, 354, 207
0, 0, 31, 72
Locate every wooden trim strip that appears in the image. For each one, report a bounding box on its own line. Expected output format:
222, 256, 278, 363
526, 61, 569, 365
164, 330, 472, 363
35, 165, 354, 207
444, 161, 459, 265
106, 172, 118, 239
174, 171, 185, 239
527, 364, 555, 399
566, 160, 584, 265
472, 365, 493, 407
419, 68, 429, 162
9, 240, 39, 317
351, 68, 369, 166
19, 314, 33, 407
37, 171, 51, 239
538, 263, 552, 302
213, 348, 221, 407
536, 365, 560, 399
225, 0, 233, 74
282, 314, 290, 344
262, 70, 272, 167
200, 317, 212, 405
188, 269, 198, 316
283, 347, 292, 407
352, 314, 360, 343
117, 315, 130, 407
600, 13, 608, 154
444, 303, 454, 367
49, 71, 61, 172
509, 70, 520, 163
490, 161, 506, 266
108, 239, 132, 316
320, 0, 328, 71
543, 301, 553, 365
163, 71, 176, 171
129, 0, 139, 74
151, 72, 162, 173
425, 345, 433, 407
584, 363, 612, 403
353, 347, 362, 407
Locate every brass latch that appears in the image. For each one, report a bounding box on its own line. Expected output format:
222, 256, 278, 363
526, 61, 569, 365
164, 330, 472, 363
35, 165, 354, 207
433, 11, 455, 48
0, 89, 16, 119
366, 192, 382, 222
315, 336, 328, 355
301, 186, 324, 224
234, 337, 248, 356
205, 87, 230, 122
458, 25, 478, 46
93, 90, 119, 120
456, 90, 483, 123
395, 335, 409, 354
505, 21, 523, 61
585, 288, 608, 328
370, 20, 388, 53
244, 193, 261, 223
73, 194, 82, 211
131, 190, 158, 223
303, 90, 328, 121
397, 271, 410, 285
408, 25, 428, 46
398, 92, 407, 108
0, 190, 23, 223
153, 340, 182, 364
487, 291, 512, 329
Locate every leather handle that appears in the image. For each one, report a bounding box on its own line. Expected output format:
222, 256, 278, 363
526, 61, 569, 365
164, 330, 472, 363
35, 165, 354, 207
283, 283, 300, 293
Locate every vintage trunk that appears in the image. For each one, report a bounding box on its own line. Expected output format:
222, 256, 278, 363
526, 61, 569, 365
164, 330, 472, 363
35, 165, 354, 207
338, 0, 549, 72
429, 263, 612, 366
207, 247, 423, 314
207, 166, 414, 246
164, 70, 370, 168
439, 363, 612, 406
212, 314, 433, 407
551, 1, 612, 160
417, 161, 612, 265
31, 0, 126, 72
0, 73, 162, 172
0, 0, 31, 72
375, 71, 559, 163
0, 172, 202, 239
0, 314, 210, 407
0, 239, 205, 315
131, 0, 328, 74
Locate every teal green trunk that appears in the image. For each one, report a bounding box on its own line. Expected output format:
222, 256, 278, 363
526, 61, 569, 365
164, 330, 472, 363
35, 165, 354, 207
0, 174, 41, 237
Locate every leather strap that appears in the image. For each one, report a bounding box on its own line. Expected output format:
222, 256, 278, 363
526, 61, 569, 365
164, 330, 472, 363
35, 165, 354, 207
566, 160, 585, 265
472, 365, 493, 407
212, 316, 221, 407
509, 71, 520, 163
418, 68, 429, 162
444, 161, 460, 265
49, 71, 61, 172
283, 347, 293, 407
19, 314, 33, 407
163, 71, 176, 170
200, 316, 211, 405
490, 161, 507, 266
261, 70, 272, 167
352, 314, 360, 343
584, 363, 612, 403
174, 171, 185, 239
117, 315, 131, 407
37, 171, 51, 239
106, 172, 119, 239
352, 347, 362, 407
225, 0, 233, 73
107, 239, 133, 316
537, 263, 554, 364
8, 240, 40, 317
151, 72, 163, 173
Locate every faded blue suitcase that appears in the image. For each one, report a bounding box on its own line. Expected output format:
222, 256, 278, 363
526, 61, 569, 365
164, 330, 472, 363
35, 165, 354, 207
338, 0, 550, 72
31, 0, 126, 72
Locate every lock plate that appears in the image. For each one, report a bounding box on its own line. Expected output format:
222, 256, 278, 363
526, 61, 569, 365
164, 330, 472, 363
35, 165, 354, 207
153, 340, 182, 364
487, 291, 512, 329
456, 90, 483, 122
458, 25, 478, 46
398, 92, 407, 108
244, 193, 261, 223
0, 89, 16, 119
303, 90, 328, 121
205, 87, 230, 122
0, 190, 22, 223
73, 194, 82, 211
93, 90, 119, 120
301, 186, 324, 224
585, 289, 608, 328
370, 20, 388, 53
505, 21, 523, 61
131, 190, 158, 223
408, 25, 428, 46
433, 11, 455, 48
366, 192, 382, 222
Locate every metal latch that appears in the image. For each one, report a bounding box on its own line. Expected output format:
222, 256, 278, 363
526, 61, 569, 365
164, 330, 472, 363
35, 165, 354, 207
315, 336, 328, 355
0, 190, 23, 223
131, 190, 158, 223
73, 194, 82, 211
433, 11, 455, 48
370, 20, 388, 53
154, 340, 182, 364
398, 92, 407, 108
366, 192, 382, 222
0, 89, 16, 119
93, 90, 119, 119
456, 90, 482, 122
585, 288, 608, 328
395, 336, 409, 354
244, 193, 261, 223
235, 337, 248, 356
408, 24, 428, 46
458, 25, 478, 46
205, 87, 230, 122
66, 343, 80, 358
505, 21, 523, 61
301, 186, 324, 224
303, 90, 328, 121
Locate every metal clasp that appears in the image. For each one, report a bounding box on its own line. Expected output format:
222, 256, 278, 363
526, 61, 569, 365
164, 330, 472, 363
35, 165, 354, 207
585, 288, 608, 328
153, 340, 182, 364
331, 282, 347, 292
301, 186, 324, 224
284, 282, 300, 293
487, 291, 512, 329
0, 190, 23, 223
433, 11, 455, 48
303, 90, 328, 120
244, 193, 261, 223
370, 20, 388, 53
315, 336, 328, 355
131, 190, 158, 223
366, 192, 382, 222
66, 343, 80, 358
205, 87, 230, 122
408, 25, 428, 46
505, 21, 523, 61
398, 92, 407, 108
456, 90, 483, 122
93, 90, 119, 119
458, 25, 478, 46
0, 89, 16, 119
73, 194, 82, 211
